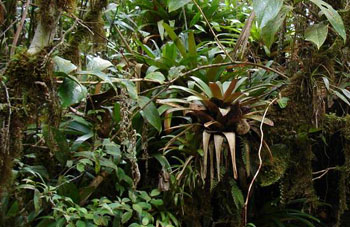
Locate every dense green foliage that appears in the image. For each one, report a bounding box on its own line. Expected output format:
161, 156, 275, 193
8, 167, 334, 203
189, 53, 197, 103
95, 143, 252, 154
1, 0, 350, 226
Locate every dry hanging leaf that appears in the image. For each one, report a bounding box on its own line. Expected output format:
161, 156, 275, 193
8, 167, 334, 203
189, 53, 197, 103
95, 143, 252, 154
214, 134, 224, 181
224, 132, 238, 179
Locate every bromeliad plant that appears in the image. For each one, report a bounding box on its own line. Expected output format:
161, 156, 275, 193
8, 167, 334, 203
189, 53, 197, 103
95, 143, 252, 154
159, 76, 274, 182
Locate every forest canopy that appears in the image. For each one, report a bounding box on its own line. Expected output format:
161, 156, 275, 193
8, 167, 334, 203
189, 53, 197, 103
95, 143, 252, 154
1, 0, 350, 226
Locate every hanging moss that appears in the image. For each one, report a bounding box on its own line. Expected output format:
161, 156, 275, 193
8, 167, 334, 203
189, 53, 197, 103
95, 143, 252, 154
323, 113, 350, 226
0, 49, 61, 194
266, 73, 317, 204
258, 144, 290, 187
323, 113, 350, 139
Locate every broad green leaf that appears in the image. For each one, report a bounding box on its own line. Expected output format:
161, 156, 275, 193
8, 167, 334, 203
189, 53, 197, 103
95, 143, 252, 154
277, 97, 289, 109
132, 204, 143, 215
150, 199, 164, 206
253, 0, 283, 28
53, 56, 77, 74
33, 189, 41, 213
305, 23, 328, 49
261, 6, 291, 50
76, 220, 86, 227
168, 0, 191, 12
142, 217, 150, 225
168, 65, 186, 80
230, 180, 244, 209
87, 57, 113, 71
58, 78, 87, 108
145, 72, 166, 84
103, 139, 121, 162
138, 96, 162, 132
150, 189, 161, 197
310, 0, 346, 41
6, 201, 19, 217
121, 211, 132, 223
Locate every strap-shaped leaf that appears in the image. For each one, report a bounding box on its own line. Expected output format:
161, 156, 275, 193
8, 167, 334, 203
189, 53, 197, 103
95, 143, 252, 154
170, 85, 208, 100
191, 76, 213, 98
163, 22, 187, 57
223, 79, 238, 100
244, 115, 274, 126
209, 82, 223, 99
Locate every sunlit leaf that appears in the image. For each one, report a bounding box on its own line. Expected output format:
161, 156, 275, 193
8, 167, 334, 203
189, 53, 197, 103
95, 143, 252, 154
261, 6, 291, 50
53, 56, 77, 74
322, 77, 330, 90
310, 0, 346, 41
253, 0, 283, 28
305, 23, 328, 49
145, 72, 166, 84
121, 211, 132, 224
87, 56, 113, 71
277, 97, 290, 109
168, 0, 191, 12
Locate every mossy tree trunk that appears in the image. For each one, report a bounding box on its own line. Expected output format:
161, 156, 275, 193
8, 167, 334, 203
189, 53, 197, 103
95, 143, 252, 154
264, 1, 350, 225
0, 0, 66, 194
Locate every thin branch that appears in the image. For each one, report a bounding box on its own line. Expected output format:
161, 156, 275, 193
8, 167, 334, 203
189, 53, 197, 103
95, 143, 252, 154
312, 167, 337, 181
192, 0, 234, 62
114, 24, 133, 54
10, 0, 31, 56
242, 98, 277, 226
0, 17, 20, 37
44, 17, 79, 60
